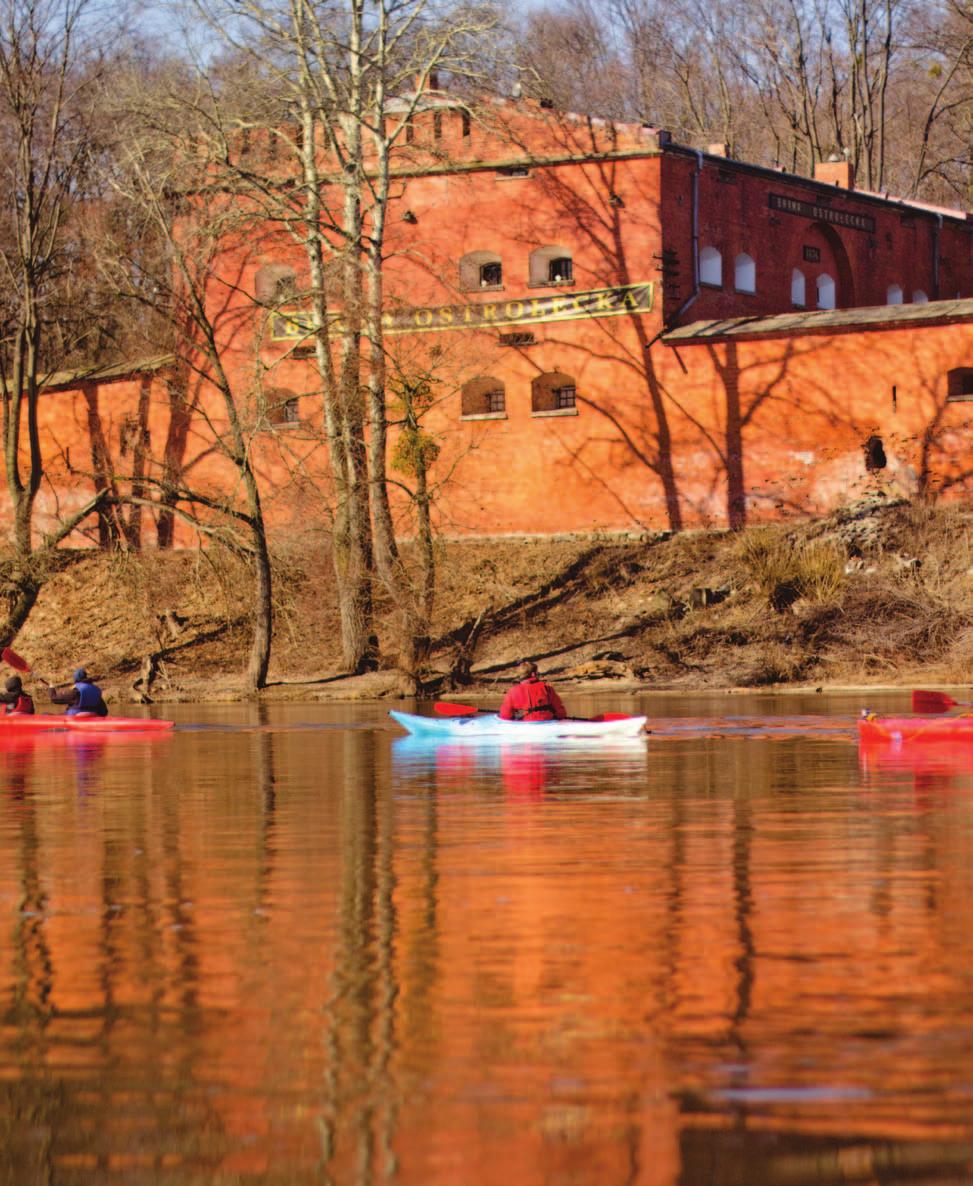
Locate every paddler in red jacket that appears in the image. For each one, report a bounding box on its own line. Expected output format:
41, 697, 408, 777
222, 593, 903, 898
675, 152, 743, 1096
0, 675, 34, 715
499, 661, 568, 722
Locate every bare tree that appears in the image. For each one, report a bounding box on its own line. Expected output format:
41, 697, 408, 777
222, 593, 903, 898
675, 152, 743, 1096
102, 79, 277, 691
0, 0, 118, 642
186, 0, 500, 676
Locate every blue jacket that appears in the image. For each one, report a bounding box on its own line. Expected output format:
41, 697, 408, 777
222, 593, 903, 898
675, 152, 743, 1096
66, 680, 108, 717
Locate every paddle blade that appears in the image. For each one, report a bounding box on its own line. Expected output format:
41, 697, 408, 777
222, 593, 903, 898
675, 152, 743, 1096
434, 701, 479, 716
1, 647, 30, 674
590, 713, 635, 722
912, 690, 957, 714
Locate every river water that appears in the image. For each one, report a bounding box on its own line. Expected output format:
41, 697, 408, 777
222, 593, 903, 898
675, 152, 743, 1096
2, 691, 973, 1186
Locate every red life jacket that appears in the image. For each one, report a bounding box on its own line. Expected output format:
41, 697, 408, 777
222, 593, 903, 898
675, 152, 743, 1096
6, 693, 34, 715
509, 678, 556, 721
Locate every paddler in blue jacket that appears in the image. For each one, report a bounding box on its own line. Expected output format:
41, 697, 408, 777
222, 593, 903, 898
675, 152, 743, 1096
49, 668, 109, 717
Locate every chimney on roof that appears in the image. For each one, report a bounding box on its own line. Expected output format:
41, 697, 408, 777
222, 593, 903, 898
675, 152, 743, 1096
814, 152, 855, 190
708, 142, 729, 157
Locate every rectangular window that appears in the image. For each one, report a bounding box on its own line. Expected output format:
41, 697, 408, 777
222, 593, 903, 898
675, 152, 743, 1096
548, 258, 573, 283
947, 368, 973, 402
803, 245, 821, 262
480, 262, 502, 287
487, 389, 505, 413
461, 110, 471, 138
553, 385, 576, 409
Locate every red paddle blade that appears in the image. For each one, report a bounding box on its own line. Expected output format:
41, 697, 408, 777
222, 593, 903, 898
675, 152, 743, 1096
1, 647, 30, 674
590, 713, 635, 722
434, 701, 479, 716
912, 690, 957, 713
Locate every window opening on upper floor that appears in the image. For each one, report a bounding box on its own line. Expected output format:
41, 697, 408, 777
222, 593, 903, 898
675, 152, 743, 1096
461, 109, 471, 137
532, 371, 579, 415
459, 250, 503, 292
529, 246, 573, 287
548, 257, 573, 284
461, 377, 506, 418
887, 284, 903, 305
913, 290, 929, 304
734, 253, 756, 294
816, 273, 836, 310
255, 264, 298, 305
700, 245, 722, 287
791, 268, 806, 307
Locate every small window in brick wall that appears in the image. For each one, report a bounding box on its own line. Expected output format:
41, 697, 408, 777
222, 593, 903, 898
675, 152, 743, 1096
461, 377, 506, 418
947, 367, 973, 402
255, 264, 298, 305
532, 371, 579, 415
548, 257, 573, 284
863, 435, 887, 471
266, 390, 301, 427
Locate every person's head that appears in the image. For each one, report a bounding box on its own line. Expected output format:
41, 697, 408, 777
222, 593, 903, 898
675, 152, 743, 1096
73, 668, 88, 683
5, 676, 21, 694
521, 661, 539, 679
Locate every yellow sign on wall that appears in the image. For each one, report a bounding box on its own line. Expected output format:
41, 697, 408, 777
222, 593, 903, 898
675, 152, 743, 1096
270, 281, 655, 341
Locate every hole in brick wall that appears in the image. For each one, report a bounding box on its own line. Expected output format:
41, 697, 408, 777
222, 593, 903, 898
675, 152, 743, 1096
863, 435, 887, 471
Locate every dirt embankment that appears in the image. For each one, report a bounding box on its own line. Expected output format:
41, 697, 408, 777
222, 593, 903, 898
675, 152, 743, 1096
9, 497, 973, 704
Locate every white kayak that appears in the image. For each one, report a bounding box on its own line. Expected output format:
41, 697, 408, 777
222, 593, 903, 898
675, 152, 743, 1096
388, 710, 648, 741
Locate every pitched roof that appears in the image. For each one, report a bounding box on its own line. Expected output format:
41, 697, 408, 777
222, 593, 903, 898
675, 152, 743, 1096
664, 299, 973, 344
40, 354, 175, 391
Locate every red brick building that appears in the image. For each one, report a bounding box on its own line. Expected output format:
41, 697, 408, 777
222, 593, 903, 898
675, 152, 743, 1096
21, 96, 973, 545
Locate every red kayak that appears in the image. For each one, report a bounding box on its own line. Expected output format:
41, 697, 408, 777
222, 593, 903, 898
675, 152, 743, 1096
0, 713, 174, 733
64, 714, 174, 732
0, 713, 68, 730
858, 715, 973, 744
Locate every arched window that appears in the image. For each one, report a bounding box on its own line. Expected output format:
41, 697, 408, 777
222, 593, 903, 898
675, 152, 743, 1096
700, 246, 722, 287
459, 250, 503, 292
734, 253, 756, 294
816, 273, 836, 310
529, 245, 573, 286
791, 269, 806, 307
887, 284, 903, 305
461, 377, 506, 418
255, 264, 298, 305
913, 290, 929, 305
531, 371, 578, 415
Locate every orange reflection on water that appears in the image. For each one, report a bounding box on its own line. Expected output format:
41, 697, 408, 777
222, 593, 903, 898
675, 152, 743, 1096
0, 715, 972, 1184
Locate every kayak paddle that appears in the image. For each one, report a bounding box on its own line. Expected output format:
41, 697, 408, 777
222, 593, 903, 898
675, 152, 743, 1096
2, 647, 51, 687
911, 689, 973, 714
433, 700, 637, 722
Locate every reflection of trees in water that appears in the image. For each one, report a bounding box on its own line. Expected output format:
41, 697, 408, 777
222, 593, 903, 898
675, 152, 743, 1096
318, 730, 402, 1185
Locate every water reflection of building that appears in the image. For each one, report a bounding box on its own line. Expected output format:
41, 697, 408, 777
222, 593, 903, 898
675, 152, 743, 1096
0, 728, 972, 1183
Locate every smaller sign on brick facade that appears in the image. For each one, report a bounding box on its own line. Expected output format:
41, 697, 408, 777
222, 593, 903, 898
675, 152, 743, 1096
770, 193, 875, 233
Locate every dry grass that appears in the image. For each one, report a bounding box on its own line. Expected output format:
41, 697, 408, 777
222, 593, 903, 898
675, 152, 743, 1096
738, 527, 846, 611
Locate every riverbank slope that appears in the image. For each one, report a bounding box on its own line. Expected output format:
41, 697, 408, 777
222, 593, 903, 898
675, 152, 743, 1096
9, 496, 973, 704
